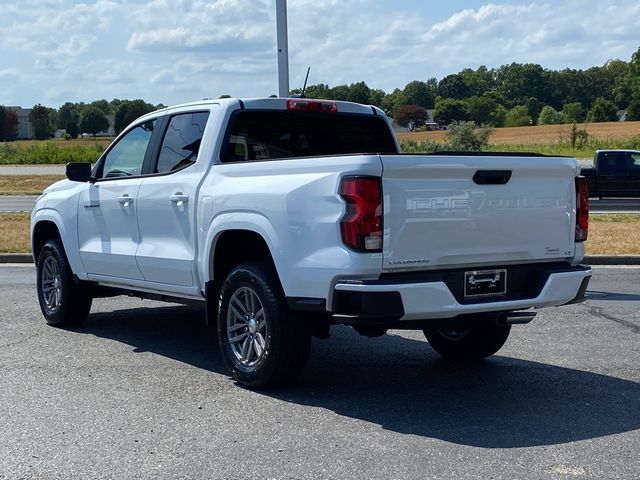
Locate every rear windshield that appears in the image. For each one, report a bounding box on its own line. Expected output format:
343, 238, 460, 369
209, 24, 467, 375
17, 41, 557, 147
221, 111, 398, 162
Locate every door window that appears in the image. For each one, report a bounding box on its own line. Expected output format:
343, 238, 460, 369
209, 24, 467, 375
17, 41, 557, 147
599, 152, 626, 173
100, 120, 156, 179
156, 112, 210, 173
628, 153, 640, 171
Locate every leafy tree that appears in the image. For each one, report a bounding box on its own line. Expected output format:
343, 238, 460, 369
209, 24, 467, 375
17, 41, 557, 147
66, 121, 79, 139
625, 100, 640, 121
368, 88, 386, 108
437, 74, 470, 99
459, 66, 495, 97
403, 80, 434, 109
346, 82, 371, 104
114, 99, 157, 134
57, 102, 80, 129
329, 85, 350, 101
29, 104, 53, 139
0, 105, 19, 141
496, 64, 546, 106
525, 97, 541, 124
302, 84, 331, 99
563, 102, 585, 123
446, 121, 493, 151
109, 98, 125, 114
381, 89, 407, 116
394, 104, 429, 129
90, 99, 111, 115
80, 106, 109, 137
466, 95, 498, 125
538, 105, 564, 125
504, 105, 531, 127
586, 97, 618, 122
491, 105, 507, 127
434, 98, 469, 124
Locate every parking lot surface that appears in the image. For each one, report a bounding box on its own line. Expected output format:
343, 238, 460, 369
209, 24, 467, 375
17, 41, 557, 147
1, 266, 639, 479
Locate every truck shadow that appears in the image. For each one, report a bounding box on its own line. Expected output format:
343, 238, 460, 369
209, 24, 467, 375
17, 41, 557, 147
82, 304, 640, 449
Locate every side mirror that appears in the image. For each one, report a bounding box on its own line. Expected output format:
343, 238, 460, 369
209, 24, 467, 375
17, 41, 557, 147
66, 162, 92, 182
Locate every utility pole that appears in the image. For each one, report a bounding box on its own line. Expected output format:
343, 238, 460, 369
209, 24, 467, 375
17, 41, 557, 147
276, 0, 290, 97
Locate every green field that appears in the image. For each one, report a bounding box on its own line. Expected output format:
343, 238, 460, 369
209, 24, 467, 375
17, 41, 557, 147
0, 139, 107, 165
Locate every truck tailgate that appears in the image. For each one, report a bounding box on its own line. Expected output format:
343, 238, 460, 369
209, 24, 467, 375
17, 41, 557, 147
380, 154, 579, 271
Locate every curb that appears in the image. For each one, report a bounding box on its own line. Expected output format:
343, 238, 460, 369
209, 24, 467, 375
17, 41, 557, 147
1, 253, 639, 266
0, 253, 33, 263
583, 255, 640, 265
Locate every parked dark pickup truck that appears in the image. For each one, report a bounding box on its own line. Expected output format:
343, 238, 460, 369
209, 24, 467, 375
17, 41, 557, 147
581, 150, 640, 198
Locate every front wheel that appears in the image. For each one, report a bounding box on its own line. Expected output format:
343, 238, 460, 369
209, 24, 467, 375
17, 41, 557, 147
217, 262, 311, 388
423, 320, 511, 360
36, 239, 92, 327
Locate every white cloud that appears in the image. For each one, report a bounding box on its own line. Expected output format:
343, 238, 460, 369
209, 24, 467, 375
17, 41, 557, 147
126, 0, 273, 52
0, 0, 117, 60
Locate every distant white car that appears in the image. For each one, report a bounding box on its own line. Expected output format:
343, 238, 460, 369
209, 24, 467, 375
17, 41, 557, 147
31, 97, 591, 388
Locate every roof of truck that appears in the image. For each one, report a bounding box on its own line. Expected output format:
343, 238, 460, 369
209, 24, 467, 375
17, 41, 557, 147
150, 97, 383, 117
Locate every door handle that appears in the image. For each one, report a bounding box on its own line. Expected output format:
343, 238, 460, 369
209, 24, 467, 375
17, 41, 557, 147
169, 193, 189, 205
473, 170, 512, 185
118, 195, 133, 206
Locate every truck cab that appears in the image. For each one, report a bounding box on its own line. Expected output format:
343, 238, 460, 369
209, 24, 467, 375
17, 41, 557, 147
581, 149, 640, 198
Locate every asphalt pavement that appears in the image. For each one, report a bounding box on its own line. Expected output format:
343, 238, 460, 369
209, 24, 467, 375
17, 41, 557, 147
0, 195, 37, 212
0, 265, 639, 479
0, 165, 66, 175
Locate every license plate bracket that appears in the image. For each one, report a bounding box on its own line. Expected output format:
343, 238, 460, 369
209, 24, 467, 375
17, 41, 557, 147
464, 269, 507, 298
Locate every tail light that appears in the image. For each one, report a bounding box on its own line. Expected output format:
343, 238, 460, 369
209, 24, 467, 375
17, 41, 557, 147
575, 176, 589, 242
286, 99, 337, 113
340, 177, 382, 252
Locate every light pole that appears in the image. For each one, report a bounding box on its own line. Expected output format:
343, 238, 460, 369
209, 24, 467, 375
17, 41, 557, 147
275, 0, 290, 97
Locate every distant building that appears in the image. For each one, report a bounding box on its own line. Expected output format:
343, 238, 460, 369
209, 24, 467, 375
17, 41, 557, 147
6, 106, 33, 139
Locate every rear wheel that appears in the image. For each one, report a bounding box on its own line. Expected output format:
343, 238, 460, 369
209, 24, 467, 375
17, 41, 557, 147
423, 320, 511, 360
217, 262, 311, 388
36, 239, 92, 327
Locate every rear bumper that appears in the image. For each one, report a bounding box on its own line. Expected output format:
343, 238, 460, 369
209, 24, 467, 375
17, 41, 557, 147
332, 264, 591, 323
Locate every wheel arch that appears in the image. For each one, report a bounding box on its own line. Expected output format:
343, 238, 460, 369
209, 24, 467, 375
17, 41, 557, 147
32, 219, 61, 261
31, 209, 85, 277
209, 229, 279, 287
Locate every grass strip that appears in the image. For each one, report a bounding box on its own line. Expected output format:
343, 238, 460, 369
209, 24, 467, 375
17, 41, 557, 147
0, 175, 64, 195
0, 213, 31, 253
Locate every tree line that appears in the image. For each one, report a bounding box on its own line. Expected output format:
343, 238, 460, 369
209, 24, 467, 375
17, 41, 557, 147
295, 46, 640, 128
1, 46, 640, 141
0, 99, 165, 141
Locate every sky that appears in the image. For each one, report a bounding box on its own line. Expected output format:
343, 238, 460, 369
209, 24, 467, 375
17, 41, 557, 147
1, 0, 639, 108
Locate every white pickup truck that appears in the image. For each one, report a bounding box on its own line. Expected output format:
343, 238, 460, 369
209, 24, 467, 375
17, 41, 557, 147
32, 97, 592, 388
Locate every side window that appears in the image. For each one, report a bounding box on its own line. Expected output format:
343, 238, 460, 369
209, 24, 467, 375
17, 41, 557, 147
600, 152, 626, 173
628, 153, 640, 171
101, 120, 156, 179
156, 112, 210, 173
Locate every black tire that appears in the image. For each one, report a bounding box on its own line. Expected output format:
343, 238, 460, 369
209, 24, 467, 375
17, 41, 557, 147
423, 320, 511, 361
36, 239, 92, 327
217, 262, 311, 388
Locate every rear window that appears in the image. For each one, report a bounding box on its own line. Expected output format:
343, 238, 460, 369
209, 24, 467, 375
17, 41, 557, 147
221, 111, 397, 162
